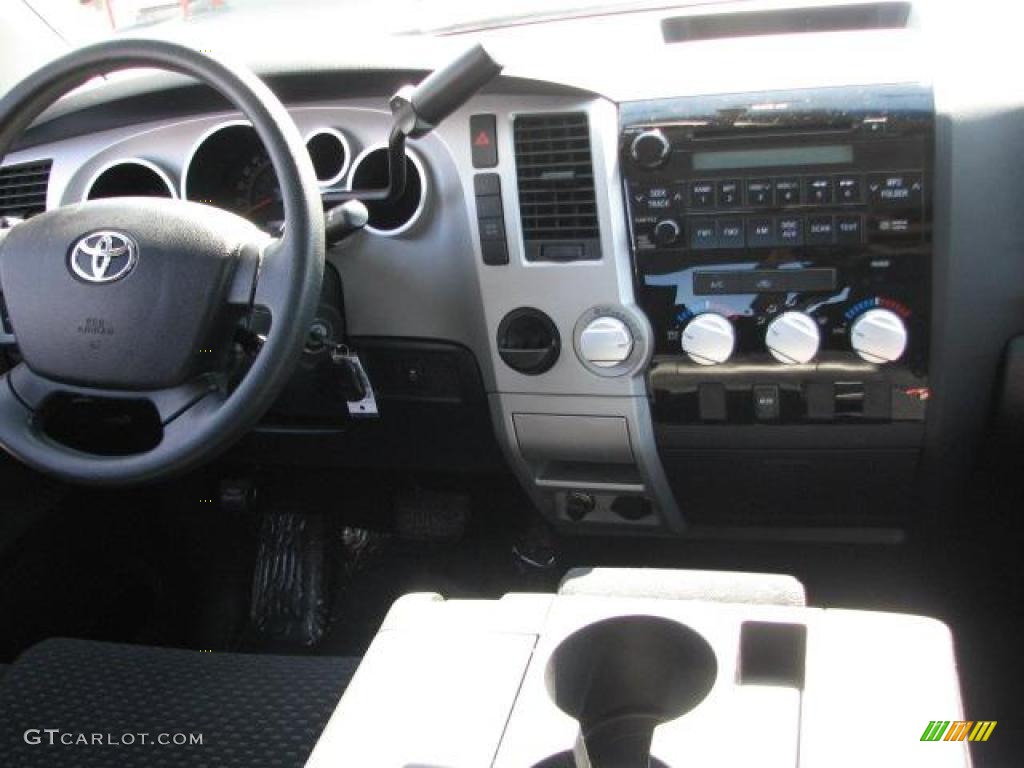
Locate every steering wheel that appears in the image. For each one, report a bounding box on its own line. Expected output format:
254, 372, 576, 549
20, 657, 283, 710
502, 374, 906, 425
0, 40, 325, 485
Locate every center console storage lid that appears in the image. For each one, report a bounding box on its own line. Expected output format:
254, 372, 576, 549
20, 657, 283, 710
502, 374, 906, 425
304, 594, 552, 768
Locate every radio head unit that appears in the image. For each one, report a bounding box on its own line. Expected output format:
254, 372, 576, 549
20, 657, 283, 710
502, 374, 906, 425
620, 84, 933, 426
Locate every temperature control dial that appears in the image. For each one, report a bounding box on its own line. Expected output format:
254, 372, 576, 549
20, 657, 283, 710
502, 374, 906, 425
766, 311, 820, 365
681, 313, 735, 366
579, 316, 634, 368
630, 129, 671, 169
850, 308, 908, 363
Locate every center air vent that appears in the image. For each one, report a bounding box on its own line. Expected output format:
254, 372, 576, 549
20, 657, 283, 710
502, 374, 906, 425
514, 113, 601, 262
0, 159, 51, 220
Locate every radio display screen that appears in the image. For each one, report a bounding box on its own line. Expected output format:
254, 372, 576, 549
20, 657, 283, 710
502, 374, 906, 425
692, 144, 854, 171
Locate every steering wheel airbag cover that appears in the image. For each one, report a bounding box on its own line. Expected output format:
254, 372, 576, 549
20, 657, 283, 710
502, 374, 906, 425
1, 198, 262, 389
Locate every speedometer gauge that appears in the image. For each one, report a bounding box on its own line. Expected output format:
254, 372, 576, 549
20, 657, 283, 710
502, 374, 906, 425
183, 121, 347, 234
234, 153, 283, 230
183, 122, 284, 233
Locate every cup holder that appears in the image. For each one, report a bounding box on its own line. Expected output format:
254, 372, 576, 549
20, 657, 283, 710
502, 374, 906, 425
540, 615, 717, 768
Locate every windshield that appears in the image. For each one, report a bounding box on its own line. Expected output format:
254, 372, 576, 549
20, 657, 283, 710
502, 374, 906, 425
21, 0, 709, 43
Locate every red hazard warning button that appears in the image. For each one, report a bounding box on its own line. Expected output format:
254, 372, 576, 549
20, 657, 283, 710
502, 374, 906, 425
470, 114, 498, 168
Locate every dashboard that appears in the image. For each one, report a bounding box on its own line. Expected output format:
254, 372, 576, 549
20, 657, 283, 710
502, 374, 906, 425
2, 0, 1023, 538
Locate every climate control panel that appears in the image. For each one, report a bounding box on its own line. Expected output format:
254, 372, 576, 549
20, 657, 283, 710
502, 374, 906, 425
675, 305, 912, 369
621, 84, 933, 425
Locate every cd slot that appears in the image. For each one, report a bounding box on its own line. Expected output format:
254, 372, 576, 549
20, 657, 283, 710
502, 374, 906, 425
690, 121, 856, 140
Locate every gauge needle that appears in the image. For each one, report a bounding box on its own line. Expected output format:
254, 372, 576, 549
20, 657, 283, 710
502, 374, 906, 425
245, 197, 274, 215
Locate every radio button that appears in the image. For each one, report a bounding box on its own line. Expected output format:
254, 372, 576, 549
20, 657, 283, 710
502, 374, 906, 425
776, 216, 804, 246
867, 173, 923, 208
717, 179, 742, 207
690, 219, 717, 249
644, 185, 674, 212
747, 217, 774, 248
746, 179, 773, 207
836, 215, 863, 244
836, 175, 862, 203
869, 214, 921, 242
807, 215, 835, 245
631, 183, 684, 216
689, 180, 715, 209
717, 218, 745, 248
805, 177, 833, 205
775, 178, 801, 206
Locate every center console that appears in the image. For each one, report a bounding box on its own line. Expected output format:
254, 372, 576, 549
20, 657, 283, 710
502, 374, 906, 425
620, 84, 934, 529
305, 570, 967, 768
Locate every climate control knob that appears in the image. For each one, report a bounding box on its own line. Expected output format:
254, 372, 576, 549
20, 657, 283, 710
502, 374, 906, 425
850, 308, 908, 364
579, 316, 634, 368
653, 219, 681, 247
630, 129, 671, 169
766, 311, 820, 365
681, 313, 735, 366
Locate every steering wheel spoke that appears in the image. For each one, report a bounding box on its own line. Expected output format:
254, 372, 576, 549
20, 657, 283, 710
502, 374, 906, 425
226, 234, 267, 309
251, 237, 295, 320
0, 223, 13, 345
6, 363, 221, 424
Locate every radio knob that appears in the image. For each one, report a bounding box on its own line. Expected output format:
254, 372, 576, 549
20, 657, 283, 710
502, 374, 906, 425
579, 316, 634, 368
850, 308, 908, 363
681, 313, 735, 366
766, 311, 821, 365
653, 219, 681, 247
630, 129, 671, 169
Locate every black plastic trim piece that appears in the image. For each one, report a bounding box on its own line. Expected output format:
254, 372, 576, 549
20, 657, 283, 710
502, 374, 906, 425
15, 73, 592, 154
496, 307, 561, 375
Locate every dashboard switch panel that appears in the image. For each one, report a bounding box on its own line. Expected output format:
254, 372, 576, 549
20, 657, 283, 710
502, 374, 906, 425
474, 173, 508, 265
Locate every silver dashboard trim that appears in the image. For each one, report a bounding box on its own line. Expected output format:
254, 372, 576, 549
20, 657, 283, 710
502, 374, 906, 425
347, 142, 429, 237
179, 118, 253, 201
81, 156, 178, 202
304, 126, 353, 188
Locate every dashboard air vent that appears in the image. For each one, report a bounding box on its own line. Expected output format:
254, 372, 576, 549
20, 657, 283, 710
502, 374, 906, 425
0, 159, 52, 220
513, 113, 601, 262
